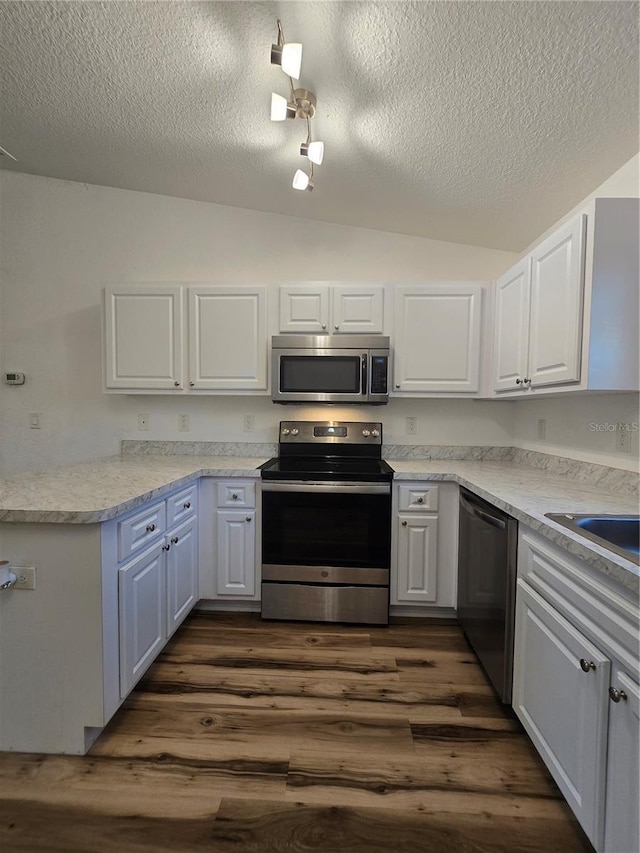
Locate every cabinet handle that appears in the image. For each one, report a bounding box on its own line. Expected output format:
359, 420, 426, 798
146, 523, 156, 532
231, 493, 238, 500
334, 324, 339, 330
321, 324, 326, 330
246, 516, 252, 522
416, 497, 424, 504
171, 536, 179, 544
162, 543, 170, 552
174, 381, 180, 387
580, 659, 596, 672
183, 502, 191, 509
395, 384, 401, 389
189, 381, 195, 387
524, 378, 531, 385
516, 378, 523, 385
401, 520, 408, 526
608, 686, 628, 703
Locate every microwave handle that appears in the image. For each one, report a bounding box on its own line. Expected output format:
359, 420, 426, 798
361, 354, 368, 396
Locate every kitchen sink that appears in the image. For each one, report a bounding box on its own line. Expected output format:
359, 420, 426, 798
545, 514, 640, 565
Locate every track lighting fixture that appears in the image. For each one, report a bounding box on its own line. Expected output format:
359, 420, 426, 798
269, 19, 324, 191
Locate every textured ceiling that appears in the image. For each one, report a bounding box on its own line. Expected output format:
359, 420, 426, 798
0, 1, 638, 251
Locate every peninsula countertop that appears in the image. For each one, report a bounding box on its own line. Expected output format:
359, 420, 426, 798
0, 454, 637, 592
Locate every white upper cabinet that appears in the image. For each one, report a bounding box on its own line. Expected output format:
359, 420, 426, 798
527, 215, 586, 387
491, 199, 639, 396
104, 286, 184, 390
104, 285, 267, 393
493, 259, 532, 391
393, 285, 483, 394
188, 286, 267, 390
279, 284, 384, 334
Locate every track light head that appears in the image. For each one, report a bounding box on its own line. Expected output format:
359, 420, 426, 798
271, 93, 296, 121
292, 169, 314, 191
300, 140, 324, 165
271, 42, 303, 80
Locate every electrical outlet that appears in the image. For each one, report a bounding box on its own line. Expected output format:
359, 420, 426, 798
537, 419, 547, 440
406, 416, 417, 436
616, 427, 632, 453
243, 415, 255, 433
14, 567, 37, 590
29, 412, 41, 429
137, 413, 150, 431
178, 413, 190, 432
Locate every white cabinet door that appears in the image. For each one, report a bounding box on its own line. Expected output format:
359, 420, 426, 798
188, 286, 267, 390
527, 214, 586, 388
216, 510, 256, 596
513, 581, 609, 848
332, 285, 384, 333
104, 286, 183, 390
165, 518, 198, 638
118, 542, 166, 697
279, 284, 330, 333
492, 259, 531, 392
394, 286, 482, 393
394, 514, 438, 603
604, 667, 640, 853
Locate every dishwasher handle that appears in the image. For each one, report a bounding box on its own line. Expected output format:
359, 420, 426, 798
460, 493, 507, 531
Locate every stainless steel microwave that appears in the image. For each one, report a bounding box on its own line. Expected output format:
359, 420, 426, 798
271, 335, 390, 404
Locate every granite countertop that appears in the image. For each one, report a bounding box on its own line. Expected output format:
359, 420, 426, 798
0, 454, 637, 593
0, 455, 268, 524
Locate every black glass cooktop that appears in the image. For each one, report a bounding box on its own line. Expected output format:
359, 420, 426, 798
259, 456, 394, 482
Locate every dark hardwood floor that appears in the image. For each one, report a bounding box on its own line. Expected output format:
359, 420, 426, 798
0, 612, 592, 852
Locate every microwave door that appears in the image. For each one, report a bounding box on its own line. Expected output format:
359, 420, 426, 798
274, 348, 364, 403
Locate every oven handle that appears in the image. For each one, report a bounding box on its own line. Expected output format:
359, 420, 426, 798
262, 481, 390, 495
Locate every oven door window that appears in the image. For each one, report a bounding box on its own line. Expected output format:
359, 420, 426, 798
262, 490, 391, 569
279, 356, 361, 394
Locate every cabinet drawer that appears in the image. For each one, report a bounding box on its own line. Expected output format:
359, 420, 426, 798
398, 484, 438, 511
166, 484, 197, 527
118, 501, 166, 562
217, 481, 256, 509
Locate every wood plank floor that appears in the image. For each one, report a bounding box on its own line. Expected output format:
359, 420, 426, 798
0, 612, 593, 852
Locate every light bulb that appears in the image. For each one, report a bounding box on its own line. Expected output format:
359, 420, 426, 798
292, 169, 313, 191
281, 43, 302, 79
271, 93, 289, 121
301, 140, 324, 165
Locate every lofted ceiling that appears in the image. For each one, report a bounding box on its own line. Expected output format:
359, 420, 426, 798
0, 1, 638, 251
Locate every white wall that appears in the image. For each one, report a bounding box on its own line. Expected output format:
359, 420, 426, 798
0, 172, 516, 475
510, 152, 640, 472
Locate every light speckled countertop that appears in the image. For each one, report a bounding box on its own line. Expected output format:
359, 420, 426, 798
0, 455, 637, 592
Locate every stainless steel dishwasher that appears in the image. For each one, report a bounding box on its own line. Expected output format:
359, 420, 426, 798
457, 487, 518, 703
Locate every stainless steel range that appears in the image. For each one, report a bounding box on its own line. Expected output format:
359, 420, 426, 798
259, 421, 393, 625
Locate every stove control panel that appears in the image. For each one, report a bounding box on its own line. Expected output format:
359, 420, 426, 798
279, 421, 383, 445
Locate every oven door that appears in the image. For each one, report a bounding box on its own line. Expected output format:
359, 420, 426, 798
272, 349, 367, 403
262, 481, 391, 574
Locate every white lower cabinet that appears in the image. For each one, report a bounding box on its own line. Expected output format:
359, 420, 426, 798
395, 515, 438, 603
513, 528, 639, 853
391, 482, 457, 610
118, 493, 198, 698
216, 510, 256, 596
119, 542, 166, 697
213, 479, 260, 599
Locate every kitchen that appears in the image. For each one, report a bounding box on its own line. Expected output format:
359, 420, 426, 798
0, 2, 639, 852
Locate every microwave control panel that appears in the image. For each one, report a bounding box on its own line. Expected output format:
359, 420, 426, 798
370, 357, 388, 394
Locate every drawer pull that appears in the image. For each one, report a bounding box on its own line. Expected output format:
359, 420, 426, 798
416, 496, 424, 504
246, 516, 252, 523
580, 659, 596, 673
162, 543, 170, 552
171, 537, 179, 544
231, 493, 239, 500
183, 502, 191, 509
146, 524, 156, 533
401, 520, 408, 526
608, 686, 628, 703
